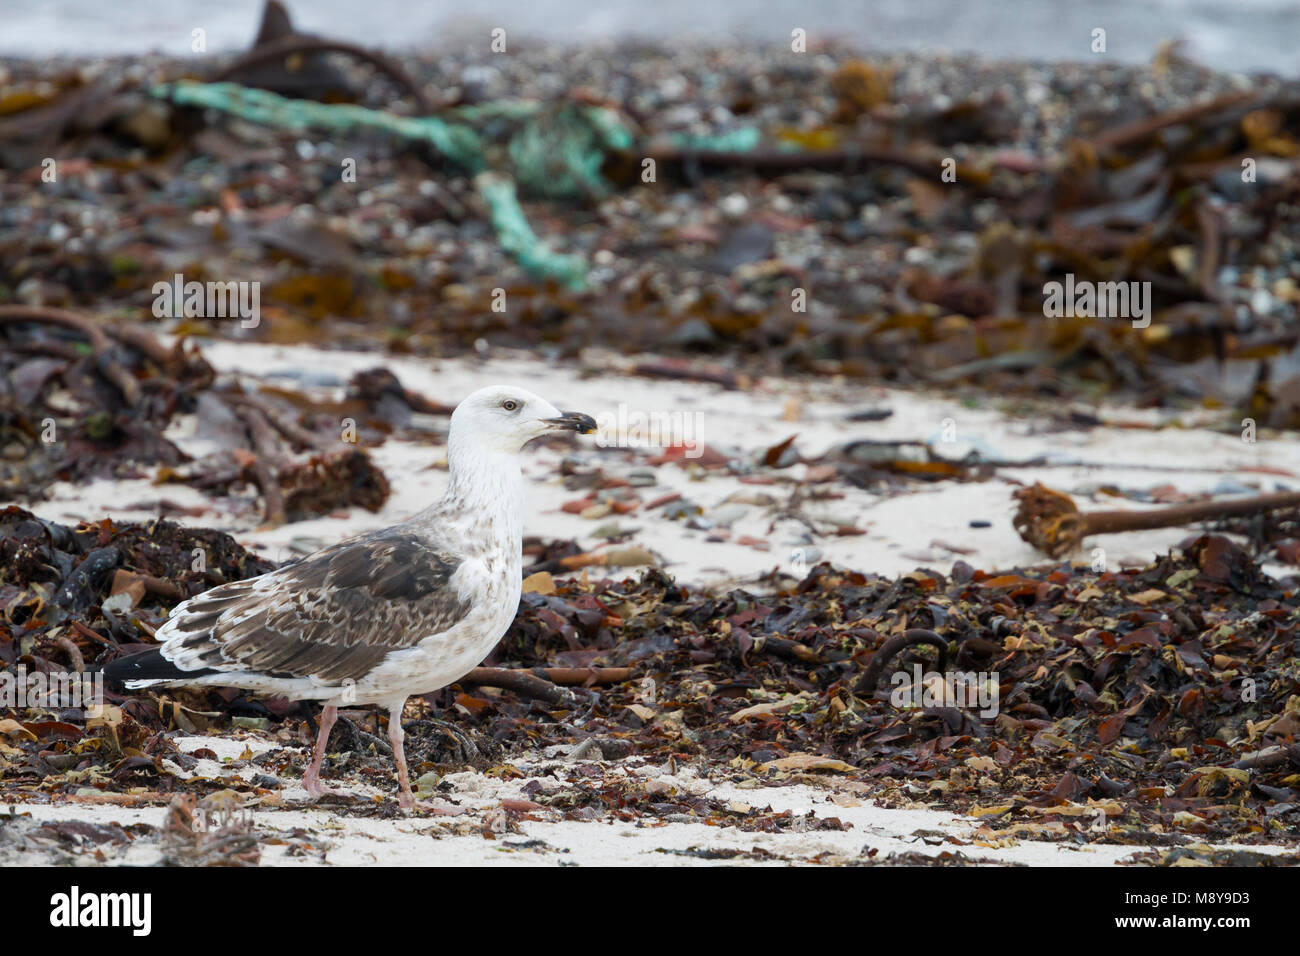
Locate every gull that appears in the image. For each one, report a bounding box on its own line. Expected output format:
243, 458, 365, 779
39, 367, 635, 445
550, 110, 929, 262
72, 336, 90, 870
105, 385, 596, 810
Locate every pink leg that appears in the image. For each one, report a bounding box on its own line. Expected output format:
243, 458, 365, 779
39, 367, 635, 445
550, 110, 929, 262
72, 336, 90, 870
302, 704, 345, 797
388, 703, 462, 815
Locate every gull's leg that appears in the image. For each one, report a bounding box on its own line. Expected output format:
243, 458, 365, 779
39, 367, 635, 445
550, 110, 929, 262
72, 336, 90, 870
388, 701, 463, 815
302, 704, 346, 798
388, 704, 414, 805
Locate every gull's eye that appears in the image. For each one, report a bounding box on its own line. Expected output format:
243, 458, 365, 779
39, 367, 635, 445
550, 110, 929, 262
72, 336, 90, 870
502, 399, 520, 412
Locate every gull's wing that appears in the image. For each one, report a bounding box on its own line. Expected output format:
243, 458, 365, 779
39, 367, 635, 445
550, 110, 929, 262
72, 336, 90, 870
158, 526, 471, 682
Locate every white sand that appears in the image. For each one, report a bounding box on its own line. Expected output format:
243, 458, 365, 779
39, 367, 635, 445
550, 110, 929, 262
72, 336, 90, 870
34, 341, 1300, 586
7, 733, 1293, 867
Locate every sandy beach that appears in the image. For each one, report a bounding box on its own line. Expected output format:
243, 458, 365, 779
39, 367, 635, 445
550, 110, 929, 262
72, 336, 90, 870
3, 2, 1299, 872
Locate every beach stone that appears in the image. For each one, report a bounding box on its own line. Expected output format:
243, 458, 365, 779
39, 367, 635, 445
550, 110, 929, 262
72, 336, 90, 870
708, 504, 748, 527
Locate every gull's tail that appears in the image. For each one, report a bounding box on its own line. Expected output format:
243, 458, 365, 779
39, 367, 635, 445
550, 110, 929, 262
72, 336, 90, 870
102, 649, 218, 688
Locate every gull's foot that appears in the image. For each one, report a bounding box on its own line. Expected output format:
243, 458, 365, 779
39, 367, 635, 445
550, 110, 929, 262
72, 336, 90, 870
301, 770, 352, 800
303, 783, 352, 800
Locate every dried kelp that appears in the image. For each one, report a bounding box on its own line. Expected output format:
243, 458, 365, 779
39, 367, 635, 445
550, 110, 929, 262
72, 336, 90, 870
4, 22, 1300, 423
1, 308, 429, 522
2, 507, 1297, 847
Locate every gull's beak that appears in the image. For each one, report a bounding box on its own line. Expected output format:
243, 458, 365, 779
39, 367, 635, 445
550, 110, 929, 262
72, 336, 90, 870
543, 410, 597, 434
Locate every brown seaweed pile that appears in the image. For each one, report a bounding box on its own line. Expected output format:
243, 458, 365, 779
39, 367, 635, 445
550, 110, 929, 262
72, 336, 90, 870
2, 505, 1297, 855
3, 3, 1300, 427
0, 308, 215, 497
0, 309, 431, 521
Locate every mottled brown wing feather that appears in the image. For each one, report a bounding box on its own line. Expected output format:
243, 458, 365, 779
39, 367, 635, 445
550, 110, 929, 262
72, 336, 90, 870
169, 529, 469, 682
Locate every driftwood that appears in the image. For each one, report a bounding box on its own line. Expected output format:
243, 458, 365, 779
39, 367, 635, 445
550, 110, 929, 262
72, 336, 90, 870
211, 35, 433, 113
1013, 482, 1300, 558
0, 305, 142, 405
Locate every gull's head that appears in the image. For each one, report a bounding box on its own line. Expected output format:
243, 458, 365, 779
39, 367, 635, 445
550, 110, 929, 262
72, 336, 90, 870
449, 385, 596, 455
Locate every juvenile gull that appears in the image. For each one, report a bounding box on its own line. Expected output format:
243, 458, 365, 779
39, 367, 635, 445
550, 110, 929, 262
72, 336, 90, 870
105, 385, 596, 810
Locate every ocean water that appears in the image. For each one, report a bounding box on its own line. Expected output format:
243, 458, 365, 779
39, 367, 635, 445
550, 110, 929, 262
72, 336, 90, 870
0, 0, 1295, 74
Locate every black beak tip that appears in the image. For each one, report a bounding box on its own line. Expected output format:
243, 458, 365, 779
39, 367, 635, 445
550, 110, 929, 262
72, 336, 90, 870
547, 411, 597, 434
567, 411, 597, 435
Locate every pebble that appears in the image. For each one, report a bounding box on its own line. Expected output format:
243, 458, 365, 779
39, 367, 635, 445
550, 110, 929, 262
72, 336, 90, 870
1210, 479, 1254, 496
667, 317, 719, 348
591, 521, 639, 539
707, 504, 748, 527
719, 194, 749, 219
663, 500, 702, 520
264, 368, 347, 388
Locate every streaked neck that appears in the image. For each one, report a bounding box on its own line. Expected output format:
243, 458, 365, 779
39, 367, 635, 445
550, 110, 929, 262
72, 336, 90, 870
430, 436, 525, 552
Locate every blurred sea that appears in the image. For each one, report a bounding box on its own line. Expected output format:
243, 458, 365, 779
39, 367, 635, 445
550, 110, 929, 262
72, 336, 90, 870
0, 0, 1296, 74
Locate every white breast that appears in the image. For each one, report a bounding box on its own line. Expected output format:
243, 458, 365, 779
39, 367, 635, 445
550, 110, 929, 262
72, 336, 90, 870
345, 547, 522, 706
